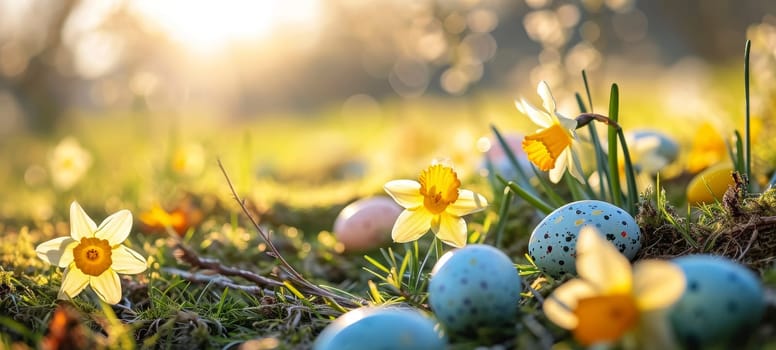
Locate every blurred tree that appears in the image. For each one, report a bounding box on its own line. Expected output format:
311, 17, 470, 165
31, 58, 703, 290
0, 0, 77, 134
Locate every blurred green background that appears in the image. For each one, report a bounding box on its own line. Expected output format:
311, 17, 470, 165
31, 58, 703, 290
2, 0, 776, 222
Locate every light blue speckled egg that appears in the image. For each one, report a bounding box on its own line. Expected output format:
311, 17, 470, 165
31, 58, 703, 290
668, 255, 765, 348
313, 307, 445, 350
428, 244, 522, 334
528, 200, 641, 278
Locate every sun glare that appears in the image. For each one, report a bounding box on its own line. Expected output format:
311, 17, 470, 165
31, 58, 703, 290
131, 0, 321, 53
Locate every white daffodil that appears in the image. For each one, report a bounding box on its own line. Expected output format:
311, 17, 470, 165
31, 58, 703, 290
384, 164, 488, 247
36, 202, 148, 305
517, 81, 585, 183
543, 227, 685, 349
49, 137, 92, 190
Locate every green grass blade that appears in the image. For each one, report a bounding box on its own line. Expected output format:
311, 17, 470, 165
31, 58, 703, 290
491, 125, 536, 195
576, 93, 611, 200
398, 248, 410, 288
528, 164, 567, 207
617, 130, 638, 214
729, 130, 745, 175
582, 70, 594, 113
607, 84, 623, 208
564, 173, 586, 201
493, 187, 514, 249
744, 40, 752, 192
498, 175, 555, 214
364, 254, 390, 274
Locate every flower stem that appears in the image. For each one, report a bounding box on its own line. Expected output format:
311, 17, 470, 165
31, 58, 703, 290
498, 175, 555, 214
607, 84, 623, 208
744, 40, 752, 192
491, 124, 536, 195
617, 130, 638, 214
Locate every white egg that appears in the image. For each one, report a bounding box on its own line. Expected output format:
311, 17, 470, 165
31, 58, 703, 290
528, 200, 641, 278
333, 196, 402, 253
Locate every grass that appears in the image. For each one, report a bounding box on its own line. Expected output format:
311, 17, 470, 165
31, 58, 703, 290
1, 64, 776, 348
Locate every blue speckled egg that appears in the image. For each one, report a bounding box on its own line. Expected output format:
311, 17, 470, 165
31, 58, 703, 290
528, 200, 641, 278
428, 244, 521, 334
313, 307, 445, 350
668, 255, 765, 348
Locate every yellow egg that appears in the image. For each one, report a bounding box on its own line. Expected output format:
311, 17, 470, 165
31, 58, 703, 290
686, 163, 735, 205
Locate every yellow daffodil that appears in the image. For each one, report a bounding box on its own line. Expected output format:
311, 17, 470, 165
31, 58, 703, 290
543, 227, 685, 349
384, 164, 488, 247
517, 81, 584, 183
35, 202, 148, 305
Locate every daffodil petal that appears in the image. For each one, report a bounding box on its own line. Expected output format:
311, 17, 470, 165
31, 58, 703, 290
548, 148, 569, 183
35, 237, 77, 267
60, 266, 89, 299
95, 209, 132, 246
446, 190, 488, 216
111, 245, 148, 275
391, 209, 432, 243
567, 146, 586, 184
576, 227, 632, 294
558, 114, 578, 132
633, 260, 685, 310
91, 269, 122, 305
516, 99, 553, 128
537, 80, 557, 116
433, 213, 467, 248
70, 201, 97, 241
543, 278, 597, 329
384, 180, 424, 209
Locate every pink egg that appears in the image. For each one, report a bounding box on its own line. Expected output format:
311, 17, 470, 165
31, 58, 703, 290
481, 132, 532, 179
486, 133, 525, 160
333, 196, 403, 253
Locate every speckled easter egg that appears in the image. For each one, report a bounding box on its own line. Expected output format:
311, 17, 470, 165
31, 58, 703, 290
686, 163, 735, 205
313, 307, 445, 350
528, 200, 641, 277
668, 255, 765, 348
428, 244, 521, 334
333, 196, 402, 253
